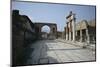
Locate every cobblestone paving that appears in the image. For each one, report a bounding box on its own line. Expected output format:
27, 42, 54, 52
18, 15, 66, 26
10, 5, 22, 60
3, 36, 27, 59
27, 40, 95, 65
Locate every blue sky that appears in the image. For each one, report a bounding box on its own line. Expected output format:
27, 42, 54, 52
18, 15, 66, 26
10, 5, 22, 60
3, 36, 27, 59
12, 1, 96, 31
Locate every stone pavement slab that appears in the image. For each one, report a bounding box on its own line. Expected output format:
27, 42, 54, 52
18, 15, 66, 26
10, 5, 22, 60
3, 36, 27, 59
26, 40, 95, 65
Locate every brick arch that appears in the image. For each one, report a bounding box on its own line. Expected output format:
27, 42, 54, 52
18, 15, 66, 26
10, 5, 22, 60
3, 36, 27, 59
41, 25, 51, 33
80, 20, 88, 30
34, 23, 57, 39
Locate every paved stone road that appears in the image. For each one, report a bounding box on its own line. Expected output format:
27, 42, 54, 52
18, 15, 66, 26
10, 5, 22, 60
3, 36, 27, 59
26, 40, 95, 65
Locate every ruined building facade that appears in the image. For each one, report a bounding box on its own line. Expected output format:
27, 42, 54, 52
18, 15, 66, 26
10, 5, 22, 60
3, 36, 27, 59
75, 19, 96, 44
65, 11, 96, 44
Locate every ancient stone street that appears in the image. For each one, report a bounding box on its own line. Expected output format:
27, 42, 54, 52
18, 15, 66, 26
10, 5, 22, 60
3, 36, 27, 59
12, 3, 96, 66
26, 40, 95, 65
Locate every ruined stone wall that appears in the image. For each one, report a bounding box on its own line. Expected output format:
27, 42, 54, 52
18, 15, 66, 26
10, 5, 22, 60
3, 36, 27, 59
75, 20, 96, 43
12, 10, 37, 66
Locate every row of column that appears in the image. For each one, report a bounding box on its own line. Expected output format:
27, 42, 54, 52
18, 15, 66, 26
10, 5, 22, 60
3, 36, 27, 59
74, 28, 90, 43
66, 11, 76, 41
79, 29, 90, 43
65, 11, 90, 43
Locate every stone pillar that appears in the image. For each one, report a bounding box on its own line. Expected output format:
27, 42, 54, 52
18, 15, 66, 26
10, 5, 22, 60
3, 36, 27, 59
66, 34, 68, 40
80, 30, 82, 42
69, 32, 71, 41
66, 23, 68, 40
86, 29, 90, 43
72, 16, 75, 41
69, 22, 72, 41
76, 31, 77, 36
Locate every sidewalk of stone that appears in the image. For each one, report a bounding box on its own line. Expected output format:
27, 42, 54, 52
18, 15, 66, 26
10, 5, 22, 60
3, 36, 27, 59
55, 39, 96, 51
26, 40, 95, 65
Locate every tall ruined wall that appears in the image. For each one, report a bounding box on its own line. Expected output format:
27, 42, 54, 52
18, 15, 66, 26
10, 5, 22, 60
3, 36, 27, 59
12, 10, 37, 66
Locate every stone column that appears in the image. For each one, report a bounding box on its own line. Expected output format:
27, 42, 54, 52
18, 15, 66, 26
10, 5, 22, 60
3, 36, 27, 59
76, 31, 77, 36
66, 34, 68, 40
86, 29, 90, 43
69, 32, 71, 41
65, 26, 67, 40
72, 14, 76, 41
69, 22, 72, 41
65, 27, 68, 40
80, 30, 82, 42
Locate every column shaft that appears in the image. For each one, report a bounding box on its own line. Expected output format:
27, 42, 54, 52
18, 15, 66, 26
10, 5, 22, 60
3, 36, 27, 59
86, 29, 90, 43
66, 24, 68, 40
69, 32, 71, 41
80, 30, 82, 42
72, 20, 75, 41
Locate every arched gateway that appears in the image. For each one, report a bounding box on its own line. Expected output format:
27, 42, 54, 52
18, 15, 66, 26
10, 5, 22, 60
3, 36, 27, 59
34, 23, 57, 40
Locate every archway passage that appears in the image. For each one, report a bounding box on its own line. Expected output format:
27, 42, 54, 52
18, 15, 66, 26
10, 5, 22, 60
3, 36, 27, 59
41, 25, 50, 39
34, 23, 57, 40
